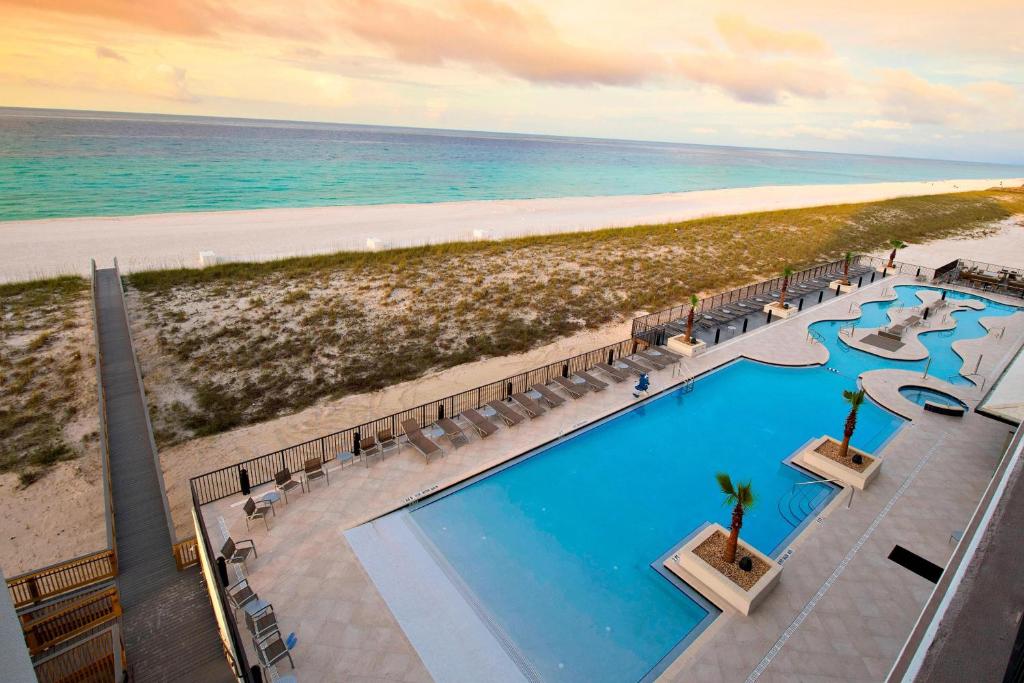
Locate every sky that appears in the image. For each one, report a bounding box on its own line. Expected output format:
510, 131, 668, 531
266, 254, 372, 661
2, 0, 1023, 164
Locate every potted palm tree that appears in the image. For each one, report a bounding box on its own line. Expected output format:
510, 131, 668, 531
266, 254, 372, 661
886, 239, 906, 270
663, 472, 782, 615
778, 267, 792, 308
763, 267, 798, 318
838, 388, 866, 464
667, 294, 707, 356
798, 387, 881, 489
830, 252, 860, 292
716, 473, 754, 564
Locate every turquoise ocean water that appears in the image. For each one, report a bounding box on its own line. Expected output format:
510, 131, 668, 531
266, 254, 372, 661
2, 107, 1023, 222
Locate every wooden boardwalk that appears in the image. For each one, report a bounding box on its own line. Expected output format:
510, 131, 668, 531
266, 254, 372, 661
94, 268, 235, 683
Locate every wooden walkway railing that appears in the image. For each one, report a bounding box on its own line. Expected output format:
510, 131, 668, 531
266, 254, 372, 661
6, 550, 117, 609
22, 587, 122, 656
32, 622, 123, 683
172, 537, 199, 570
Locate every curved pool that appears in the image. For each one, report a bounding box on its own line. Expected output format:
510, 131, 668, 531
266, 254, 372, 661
899, 386, 969, 410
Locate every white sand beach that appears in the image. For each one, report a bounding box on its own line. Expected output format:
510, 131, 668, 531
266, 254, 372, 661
1, 177, 1020, 282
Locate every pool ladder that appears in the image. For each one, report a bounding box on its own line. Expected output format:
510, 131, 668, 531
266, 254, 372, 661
806, 328, 826, 345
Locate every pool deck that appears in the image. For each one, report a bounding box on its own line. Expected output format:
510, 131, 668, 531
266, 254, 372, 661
198, 275, 1024, 682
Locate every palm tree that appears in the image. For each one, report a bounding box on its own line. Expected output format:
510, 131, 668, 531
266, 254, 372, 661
715, 473, 755, 564
839, 389, 866, 464
840, 251, 854, 285
777, 266, 793, 308
684, 294, 698, 343
887, 239, 906, 269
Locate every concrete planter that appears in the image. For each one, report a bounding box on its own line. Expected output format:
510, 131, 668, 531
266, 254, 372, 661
794, 435, 880, 490
762, 301, 798, 319
664, 524, 782, 616
667, 333, 707, 357
828, 279, 859, 293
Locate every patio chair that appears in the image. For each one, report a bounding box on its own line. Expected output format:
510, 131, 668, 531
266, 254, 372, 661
303, 458, 329, 489
594, 363, 629, 383
551, 376, 588, 398
437, 417, 469, 447
243, 497, 273, 532
254, 630, 294, 670
486, 400, 528, 425
244, 603, 280, 640
400, 419, 445, 461
531, 383, 567, 405
461, 409, 499, 438
227, 578, 258, 610
274, 467, 304, 504
615, 357, 651, 376
221, 537, 257, 567
575, 371, 608, 392
637, 350, 669, 369
377, 428, 400, 457
511, 392, 546, 418
653, 346, 682, 362
359, 435, 382, 466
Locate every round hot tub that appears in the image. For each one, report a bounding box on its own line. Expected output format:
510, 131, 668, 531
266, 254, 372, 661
899, 386, 969, 416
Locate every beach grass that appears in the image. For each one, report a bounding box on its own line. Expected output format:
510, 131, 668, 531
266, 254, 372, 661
0, 276, 99, 485
125, 188, 1024, 445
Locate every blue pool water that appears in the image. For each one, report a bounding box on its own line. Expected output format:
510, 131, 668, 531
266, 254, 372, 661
899, 386, 968, 409
409, 286, 1018, 682
812, 286, 1019, 386
3, 107, 1024, 221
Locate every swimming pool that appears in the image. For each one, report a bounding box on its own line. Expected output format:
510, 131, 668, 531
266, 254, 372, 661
407, 286, 1018, 682
899, 386, 969, 410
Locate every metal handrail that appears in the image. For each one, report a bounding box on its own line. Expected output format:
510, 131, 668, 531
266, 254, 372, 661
794, 477, 855, 508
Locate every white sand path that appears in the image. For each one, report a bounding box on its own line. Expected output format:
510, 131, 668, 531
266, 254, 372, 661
2, 177, 1020, 282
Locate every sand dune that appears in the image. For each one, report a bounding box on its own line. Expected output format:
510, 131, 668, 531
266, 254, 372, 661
1, 177, 1020, 282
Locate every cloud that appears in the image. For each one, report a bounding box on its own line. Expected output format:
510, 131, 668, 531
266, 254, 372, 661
690, 126, 717, 134
0, 0, 318, 40
334, 0, 658, 86
155, 64, 198, 102
674, 53, 843, 104
743, 124, 854, 141
874, 69, 976, 125
715, 14, 829, 56
853, 119, 910, 130
95, 45, 127, 63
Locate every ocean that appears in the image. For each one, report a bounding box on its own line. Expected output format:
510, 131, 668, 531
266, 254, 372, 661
2, 107, 1022, 223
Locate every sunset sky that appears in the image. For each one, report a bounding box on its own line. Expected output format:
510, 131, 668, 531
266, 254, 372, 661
2, 0, 1022, 163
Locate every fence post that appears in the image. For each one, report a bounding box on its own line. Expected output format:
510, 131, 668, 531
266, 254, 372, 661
871, 271, 875, 283
798, 298, 804, 311
438, 404, 444, 420
766, 310, 773, 324
818, 290, 824, 303
858, 276, 863, 288
742, 318, 748, 333
354, 431, 361, 455
714, 328, 721, 344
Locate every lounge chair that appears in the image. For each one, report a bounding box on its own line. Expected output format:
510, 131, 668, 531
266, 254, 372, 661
377, 429, 399, 457
461, 409, 499, 437
511, 392, 546, 418
221, 537, 257, 567
227, 578, 258, 610
616, 358, 650, 376
653, 346, 682, 362
243, 497, 273, 532
638, 350, 669, 369
254, 630, 294, 671
245, 603, 280, 640
551, 376, 588, 398
576, 371, 608, 392
594, 363, 630, 382
359, 435, 382, 465
486, 400, 527, 425
274, 467, 304, 504
531, 383, 567, 406
437, 417, 469, 447
303, 458, 329, 489
401, 419, 444, 460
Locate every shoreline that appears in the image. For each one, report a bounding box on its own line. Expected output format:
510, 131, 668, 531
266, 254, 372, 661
1, 177, 1021, 282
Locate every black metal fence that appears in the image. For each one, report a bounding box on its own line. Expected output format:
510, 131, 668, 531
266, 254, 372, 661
189, 337, 648, 504
630, 255, 936, 344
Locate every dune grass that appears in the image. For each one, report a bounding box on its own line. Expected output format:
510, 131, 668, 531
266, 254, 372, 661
0, 276, 98, 485
125, 189, 1024, 445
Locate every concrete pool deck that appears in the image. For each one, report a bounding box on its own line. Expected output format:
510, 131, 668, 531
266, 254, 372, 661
198, 275, 1024, 682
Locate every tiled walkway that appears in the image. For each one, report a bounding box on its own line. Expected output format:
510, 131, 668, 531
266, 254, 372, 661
95, 268, 234, 683
200, 275, 1023, 682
